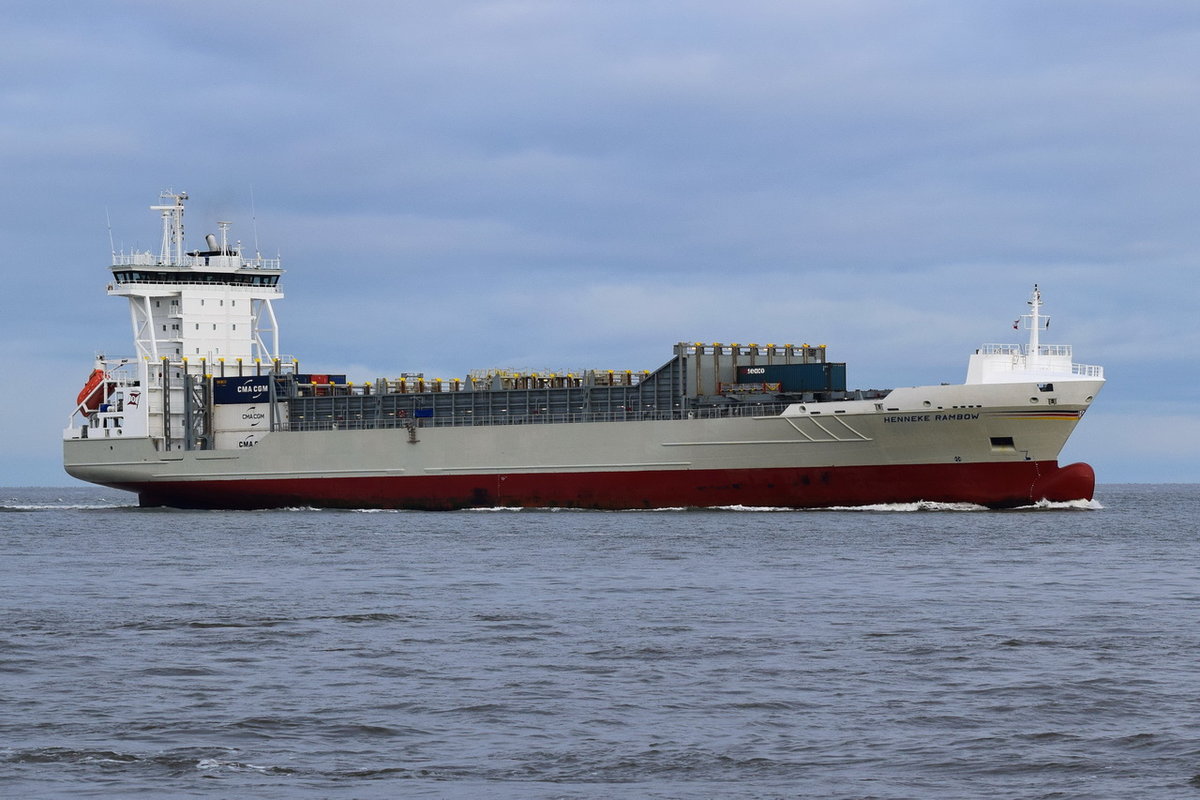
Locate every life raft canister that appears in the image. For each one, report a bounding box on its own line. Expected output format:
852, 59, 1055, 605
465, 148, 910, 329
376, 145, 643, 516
76, 369, 107, 416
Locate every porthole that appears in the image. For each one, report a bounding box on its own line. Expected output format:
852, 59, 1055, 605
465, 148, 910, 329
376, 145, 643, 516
1029, 397, 1039, 404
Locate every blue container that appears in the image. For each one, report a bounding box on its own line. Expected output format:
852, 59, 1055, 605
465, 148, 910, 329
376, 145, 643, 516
213, 375, 272, 404
736, 363, 847, 392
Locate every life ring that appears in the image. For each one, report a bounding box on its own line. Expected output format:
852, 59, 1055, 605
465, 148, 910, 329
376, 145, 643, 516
76, 369, 107, 416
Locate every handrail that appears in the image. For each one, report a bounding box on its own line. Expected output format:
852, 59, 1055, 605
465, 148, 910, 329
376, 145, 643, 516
112, 253, 281, 269
976, 343, 1103, 379
980, 343, 1073, 356
287, 403, 791, 432
109, 278, 282, 288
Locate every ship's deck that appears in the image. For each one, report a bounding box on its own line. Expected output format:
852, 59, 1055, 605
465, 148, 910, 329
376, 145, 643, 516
284, 389, 889, 432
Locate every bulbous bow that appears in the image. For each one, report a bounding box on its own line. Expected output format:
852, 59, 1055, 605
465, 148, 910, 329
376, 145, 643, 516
1031, 462, 1096, 502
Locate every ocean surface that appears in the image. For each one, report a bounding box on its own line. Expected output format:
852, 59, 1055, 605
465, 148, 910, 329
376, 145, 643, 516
2, 484, 1199, 799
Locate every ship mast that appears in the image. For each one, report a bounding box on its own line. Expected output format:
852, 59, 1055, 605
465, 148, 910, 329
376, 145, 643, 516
1021, 283, 1051, 357
1028, 284, 1041, 356
151, 190, 188, 266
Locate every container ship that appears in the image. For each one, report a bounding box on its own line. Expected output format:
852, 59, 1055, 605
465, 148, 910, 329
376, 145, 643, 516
64, 192, 1105, 509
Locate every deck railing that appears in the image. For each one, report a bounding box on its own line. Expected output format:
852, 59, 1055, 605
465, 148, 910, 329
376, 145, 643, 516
978, 343, 1103, 379
980, 343, 1074, 357
286, 402, 792, 432
112, 252, 281, 270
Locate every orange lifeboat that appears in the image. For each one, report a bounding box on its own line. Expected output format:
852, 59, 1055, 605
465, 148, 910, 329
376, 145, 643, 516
76, 369, 108, 416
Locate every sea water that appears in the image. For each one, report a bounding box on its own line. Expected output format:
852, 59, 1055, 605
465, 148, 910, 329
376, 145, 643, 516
2, 484, 1198, 799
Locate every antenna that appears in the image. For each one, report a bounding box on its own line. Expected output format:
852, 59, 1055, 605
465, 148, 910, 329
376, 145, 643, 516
106, 206, 115, 258
250, 184, 261, 258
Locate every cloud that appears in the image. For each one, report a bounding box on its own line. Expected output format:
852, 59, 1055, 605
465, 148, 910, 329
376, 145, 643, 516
4, 0, 1199, 484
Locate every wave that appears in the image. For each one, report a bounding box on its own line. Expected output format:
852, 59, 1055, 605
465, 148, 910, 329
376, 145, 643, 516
0, 503, 137, 512
195, 757, 296, 775
2, 746, 295, 776
9, 497, 1098, 514
1021, 497, 1104, 511
818, 500, 990, 512
814, 498, 1103, 512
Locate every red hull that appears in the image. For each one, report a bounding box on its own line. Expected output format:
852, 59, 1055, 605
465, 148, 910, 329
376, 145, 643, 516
122, 460, 1095, 510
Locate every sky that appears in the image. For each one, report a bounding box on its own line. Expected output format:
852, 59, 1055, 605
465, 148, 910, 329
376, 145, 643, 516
2, 0, 1198, 486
